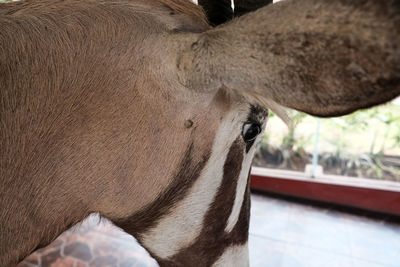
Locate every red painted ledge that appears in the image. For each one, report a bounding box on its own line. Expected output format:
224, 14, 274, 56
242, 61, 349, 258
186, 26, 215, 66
250, 167, 400, 216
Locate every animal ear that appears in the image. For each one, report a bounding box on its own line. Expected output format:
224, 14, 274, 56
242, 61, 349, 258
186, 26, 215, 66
174, 0, 400, 117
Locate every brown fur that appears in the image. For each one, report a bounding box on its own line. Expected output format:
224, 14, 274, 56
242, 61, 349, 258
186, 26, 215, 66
176, 0, 400, 116
0, 0, 211, 265
161, 138, 247, 266
1, 0, 399, 266
113, 143, 211, 238
114, 137, 247, 266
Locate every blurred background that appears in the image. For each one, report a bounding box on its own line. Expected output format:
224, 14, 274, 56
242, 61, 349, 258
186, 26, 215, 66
254, 98, 400, 182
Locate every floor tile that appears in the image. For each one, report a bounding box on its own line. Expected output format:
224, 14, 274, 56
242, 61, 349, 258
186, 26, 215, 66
250, 193, 400, 266
249, 233, 398, 267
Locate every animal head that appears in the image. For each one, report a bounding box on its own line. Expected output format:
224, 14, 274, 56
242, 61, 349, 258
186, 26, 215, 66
0, 0, 399, 266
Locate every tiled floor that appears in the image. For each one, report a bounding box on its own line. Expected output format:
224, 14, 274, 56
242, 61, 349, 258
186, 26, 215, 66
18, 194, 400, 267
249, 194, 400, 267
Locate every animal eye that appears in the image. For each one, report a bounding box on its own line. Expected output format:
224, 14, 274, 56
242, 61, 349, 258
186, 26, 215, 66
242, 123, 261, 143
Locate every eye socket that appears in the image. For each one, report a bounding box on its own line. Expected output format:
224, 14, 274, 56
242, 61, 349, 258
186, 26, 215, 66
242, 123, 261, 143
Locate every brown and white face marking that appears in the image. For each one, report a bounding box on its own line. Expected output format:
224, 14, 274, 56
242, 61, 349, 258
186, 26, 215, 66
115, 97, 269, 266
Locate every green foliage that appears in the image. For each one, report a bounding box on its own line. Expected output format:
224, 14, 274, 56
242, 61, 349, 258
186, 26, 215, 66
260, 100, 400, 181
281, 111, 307, 151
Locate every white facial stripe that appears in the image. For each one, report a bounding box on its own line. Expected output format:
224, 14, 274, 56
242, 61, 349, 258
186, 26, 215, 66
141, 109, 248, 259
213, 243, 250, 267
224, 144, 254, 233
226, 115, 267, 233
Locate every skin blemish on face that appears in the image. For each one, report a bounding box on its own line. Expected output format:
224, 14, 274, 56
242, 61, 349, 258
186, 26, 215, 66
184, 120, 193, 128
